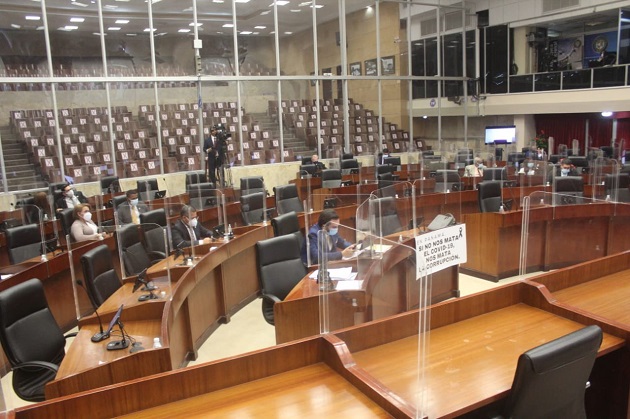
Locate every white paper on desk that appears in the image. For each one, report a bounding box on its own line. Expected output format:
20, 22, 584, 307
335, 280, 363, 291
309, 267, 356, 281
366, 244, 392, 254
0, 274, 13, 280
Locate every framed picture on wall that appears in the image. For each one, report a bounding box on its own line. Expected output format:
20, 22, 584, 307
349, 62, 361, 76
381, 56, 395, 75
364, 59, 377, 76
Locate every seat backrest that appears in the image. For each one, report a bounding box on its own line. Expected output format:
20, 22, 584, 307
80, 244, 122, 307
6, 224, 42, 264
483, 167, 507, 181
321, 169, 342, 188
478, 181, 503, 212
112, 195, 128, 211
185, 171, 207, 189
271, 211, 304, 249
553, 176, 584, 205
502, 325, 602, 419
240, 192, 265, 226
256, 234, 307, 301
435, 170, 462, 192
100, 176, 120, 193
274, 184, 303, 214
240, 176, 264, 195
118, 223, 152, 276
139, 208, 167, 227
0, 278, 65, 397
58, 208, 75, 240
340, 159, 359, 174
369, 196, 402, 236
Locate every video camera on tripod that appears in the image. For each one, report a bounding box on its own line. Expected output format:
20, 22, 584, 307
213, 124, 231, 166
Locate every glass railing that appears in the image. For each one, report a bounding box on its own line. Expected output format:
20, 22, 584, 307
509, 64, 629, 93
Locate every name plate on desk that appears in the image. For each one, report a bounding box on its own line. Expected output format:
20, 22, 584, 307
415, 224, 467, 276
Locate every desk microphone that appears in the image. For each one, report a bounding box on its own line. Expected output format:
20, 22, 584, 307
75, 280, 109, 342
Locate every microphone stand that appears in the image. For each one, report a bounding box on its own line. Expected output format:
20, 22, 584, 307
106, 320, 130, 351
75, 280, 109, 342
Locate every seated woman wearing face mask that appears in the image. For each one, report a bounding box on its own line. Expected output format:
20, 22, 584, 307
71, 204, 109, 242
518, 158, 537, 175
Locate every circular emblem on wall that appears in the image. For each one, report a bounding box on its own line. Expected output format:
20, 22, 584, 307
430, 98, 436, 107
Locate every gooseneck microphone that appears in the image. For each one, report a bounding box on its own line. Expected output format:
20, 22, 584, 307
75, 280, 109, 342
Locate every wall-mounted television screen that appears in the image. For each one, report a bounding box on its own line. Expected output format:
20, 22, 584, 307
485, 125, 516, 144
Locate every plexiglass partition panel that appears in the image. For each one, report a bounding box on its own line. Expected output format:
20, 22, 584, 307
519, 191, 618, 276
317, 221, 429, 417
590, 157, 620, 201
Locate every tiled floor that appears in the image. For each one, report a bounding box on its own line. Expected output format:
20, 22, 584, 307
1, 271, 534, 411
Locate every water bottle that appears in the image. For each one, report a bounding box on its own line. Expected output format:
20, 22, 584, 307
499, 205, 505, 213
153, 337, 162, 349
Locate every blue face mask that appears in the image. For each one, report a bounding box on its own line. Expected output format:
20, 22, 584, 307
527, 162, 534, 168
561, 168, 570, 175
130, 198, 139, 206
328, 227, 338, 236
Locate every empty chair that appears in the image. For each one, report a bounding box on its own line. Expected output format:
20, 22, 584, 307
553, 176, 584, 205
274, 184, 304, 214
605, 173, 630, 202
188, 182, 217, 210
256, 234, 307, 325
483, 167, 508, 181
570, 156, 589, 173
499, 325, 602, 419
240, 192, 265, 226
100, 176, 120, 194
137, 178, 160, 201
341, 152, 354, 160
58, 208, 75, 240
376, 164, 396, 176
478, 181, 503, 212
0, 278, 76, 402
6, 224, 42, 264
369, 196, 402, 237
435, 170, 463, 193
118, 223, 153, 276
271, 211, 304, 249
139, 208, 169, 260
341, 158, 359, 175
321, 169, 342, 188
184, 171, 207, 190
240, 176, 264, 195
80, 244, 123, 307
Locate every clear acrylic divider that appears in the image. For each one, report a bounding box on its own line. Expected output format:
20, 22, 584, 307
590, 157, 620, 201
517, 158, 553, 207
317, 222, 429, 417
369, 182, 413, 238
308, 188, 375, 213
519, 191, 609, 276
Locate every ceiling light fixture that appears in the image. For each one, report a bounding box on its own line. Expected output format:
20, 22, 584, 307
223, 23, 234, 27
178, 29, 191, 33
116, 20, 129, 24
601, 111, 613, 117
70, 17, 85, 23
255, 25, 266, 29
108, 27, 121, 31
25, 15, 41, 20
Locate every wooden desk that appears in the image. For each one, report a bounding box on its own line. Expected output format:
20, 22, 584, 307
15, 279, 628, 419
461, 202, 630, 281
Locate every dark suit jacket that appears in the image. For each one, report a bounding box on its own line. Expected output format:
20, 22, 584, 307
55, 192, 88, 211
116, 201, 150, 225
171, 219, 213, 248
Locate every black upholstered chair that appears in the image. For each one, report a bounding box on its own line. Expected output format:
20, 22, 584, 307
188, 182, 217, 210
256, 234, 307, 325
112, 195, 128, 211
118, 223, 153, 276
499, 325, 602, 419
478, 181, 503, 212
435, 170, 463, 193
369, 196, 402, 237
100, 176, 120, 194
58, 208, 75, 240
483, 167, 508, 182
271, 211, 304, 250
139, 208, 169, 260
553, 176, 584, 205
341, 159, 359, 175
80, 244, 123, 307
321, 169, 342, 189
274, 184, 304, 214
6, 224, 42, 264
240, 176, 265, 196
0, 278, 76, 402
240, 192, 265, 226
605, 173, 630, 202
185, 171, 207, 190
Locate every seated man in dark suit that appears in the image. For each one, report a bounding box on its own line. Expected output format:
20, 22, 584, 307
301, 209, 355, 265
171, 205, 214, 249
55, 183, 88, 213
116, 189, 149, 225
309, 154, 326, 171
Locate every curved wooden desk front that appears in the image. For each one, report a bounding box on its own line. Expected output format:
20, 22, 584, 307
45, 224, 272, 398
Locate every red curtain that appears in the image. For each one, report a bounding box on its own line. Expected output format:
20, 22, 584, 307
617, 119, 630, 146
535, 113, 613, 152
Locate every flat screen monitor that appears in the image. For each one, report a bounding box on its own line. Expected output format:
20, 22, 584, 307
485, 125, 516, 144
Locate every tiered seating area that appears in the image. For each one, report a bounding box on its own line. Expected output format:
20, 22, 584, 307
271, 98, 411, 156
9, 101, 287, 184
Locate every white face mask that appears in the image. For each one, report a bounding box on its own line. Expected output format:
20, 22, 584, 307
189, 218, 198, 228
130, 198, 139, 206
82, 211, 92, 221
66, 189, 74, 198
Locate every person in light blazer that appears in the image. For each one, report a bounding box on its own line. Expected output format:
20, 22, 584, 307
71, 204, 110, 242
